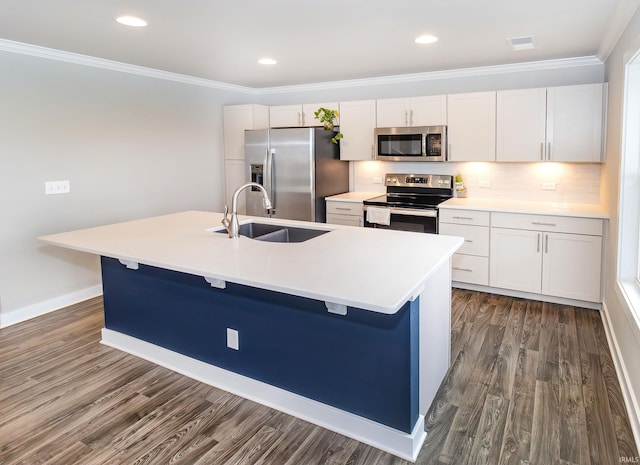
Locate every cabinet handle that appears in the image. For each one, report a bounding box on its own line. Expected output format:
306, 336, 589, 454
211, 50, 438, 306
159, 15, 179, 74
335, 207, 351, 211
449, 144, 452, 159
545, 234, 549, 253
531, 221, 557, 227
371, 145, 374, 157
298, 112, 302, 126
537, 233, 541, 253
540, 142, 544, 161
464, 239, 474, 243
453, 216, 474, 220
453, 267, 473, 272
410, 109, 414, 126
548, 142, 551, 161
405, 110, 409, 126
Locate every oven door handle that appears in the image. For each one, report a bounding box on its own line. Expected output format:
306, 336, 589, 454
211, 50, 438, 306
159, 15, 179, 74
364, 206, 437, 218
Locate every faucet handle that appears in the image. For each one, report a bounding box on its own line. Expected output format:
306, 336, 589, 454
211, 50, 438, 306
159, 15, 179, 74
221, 205, 230, 229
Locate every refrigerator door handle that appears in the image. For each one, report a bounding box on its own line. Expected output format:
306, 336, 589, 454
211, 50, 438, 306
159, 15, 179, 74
265, 148, 275, 214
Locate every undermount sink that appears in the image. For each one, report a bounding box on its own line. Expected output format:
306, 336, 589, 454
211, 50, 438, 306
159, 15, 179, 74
214, 221, 330, 243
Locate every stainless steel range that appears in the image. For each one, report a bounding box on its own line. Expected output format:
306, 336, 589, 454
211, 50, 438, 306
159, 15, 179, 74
363, 174, 454, 233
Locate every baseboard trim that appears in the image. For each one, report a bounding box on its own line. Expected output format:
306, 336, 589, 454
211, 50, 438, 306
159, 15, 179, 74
0, 285, 103, 328
101, 328, 426, 462
452, 282, 602, 310
599, 301, 640, 451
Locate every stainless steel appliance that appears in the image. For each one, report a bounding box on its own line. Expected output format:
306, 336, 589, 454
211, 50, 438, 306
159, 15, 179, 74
245, 127, 349, 222
363, 174, 454, 233
375, 126, 447, 161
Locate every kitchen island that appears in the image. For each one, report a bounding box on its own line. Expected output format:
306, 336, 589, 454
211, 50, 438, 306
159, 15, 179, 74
39, 211, 462, 461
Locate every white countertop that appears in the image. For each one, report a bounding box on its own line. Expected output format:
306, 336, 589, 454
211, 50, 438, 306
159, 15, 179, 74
325, 192, 381, 202
39, 211, 463, 315
440, 198, 609, 219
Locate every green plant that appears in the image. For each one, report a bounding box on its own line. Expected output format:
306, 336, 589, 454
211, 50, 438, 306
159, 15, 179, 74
454, 173, 464, 183
314, 107, 344, 144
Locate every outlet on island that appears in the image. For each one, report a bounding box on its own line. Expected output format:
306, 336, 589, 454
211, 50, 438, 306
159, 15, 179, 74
226, 328, 239, 350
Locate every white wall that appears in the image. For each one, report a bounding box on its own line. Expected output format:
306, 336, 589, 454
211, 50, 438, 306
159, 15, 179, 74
0, 51, 245, 320
601, 7, 640, 444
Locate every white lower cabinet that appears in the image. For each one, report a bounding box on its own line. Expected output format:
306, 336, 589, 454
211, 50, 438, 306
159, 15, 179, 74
439, 209, 490, 285
489, 212, 603, 302
325, 200, 364, 227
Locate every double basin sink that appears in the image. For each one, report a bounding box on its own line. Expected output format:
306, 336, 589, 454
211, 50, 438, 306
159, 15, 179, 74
215, 221, 330, 243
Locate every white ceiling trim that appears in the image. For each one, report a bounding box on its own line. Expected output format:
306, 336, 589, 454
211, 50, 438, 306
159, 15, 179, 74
0, 38, 256, 94
261, 57, 604, 94
0, 38, 603, 96
597, 0, 640, 62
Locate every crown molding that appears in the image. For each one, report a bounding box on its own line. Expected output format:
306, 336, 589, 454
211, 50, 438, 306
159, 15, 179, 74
0, 38, 603, 96
597, 0, 640, 62
0, 38, 259, 95
259, 56, 604, 94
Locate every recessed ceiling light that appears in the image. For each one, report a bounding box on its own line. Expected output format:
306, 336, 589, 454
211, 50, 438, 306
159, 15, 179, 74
508, 36, 536, 51
414, 34, 439, 45
116, 16, 148, 27
258, 58, 277, 65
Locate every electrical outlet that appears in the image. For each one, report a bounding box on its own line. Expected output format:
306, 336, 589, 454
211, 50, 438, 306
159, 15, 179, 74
226, 328, 239, 350
372, 176, 383, 184
478, 179, 491, 188
45, 180, 71, 195
542, 182, 557, 191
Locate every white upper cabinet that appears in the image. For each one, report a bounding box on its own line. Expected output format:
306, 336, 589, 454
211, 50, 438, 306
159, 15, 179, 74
269, 102, 339, 128
546, 83, 604, 162
496, 88, 547, 162
496, 83, 605, 162
223, 104, 269, 160
338, 100, 377, 161
447, 91, 497, 162
376, 95, 446, 127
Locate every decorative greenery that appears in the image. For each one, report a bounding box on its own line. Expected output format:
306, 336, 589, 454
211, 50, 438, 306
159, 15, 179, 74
314, 107, 344, 144
454, 172, 464, 183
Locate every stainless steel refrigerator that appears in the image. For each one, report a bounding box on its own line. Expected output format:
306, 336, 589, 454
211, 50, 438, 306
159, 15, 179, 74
244, 127, 349, 222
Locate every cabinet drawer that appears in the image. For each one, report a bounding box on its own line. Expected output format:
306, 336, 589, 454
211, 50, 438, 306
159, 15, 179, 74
326, 213, 363, 227
491, 212, 603, 236
439, 223, 489, 256
439, 209, 490, 226
326, 201, 363, 216
451, 254, 489, 286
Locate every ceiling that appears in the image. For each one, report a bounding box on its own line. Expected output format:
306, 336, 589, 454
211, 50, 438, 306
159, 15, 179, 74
0, 0, 635, 88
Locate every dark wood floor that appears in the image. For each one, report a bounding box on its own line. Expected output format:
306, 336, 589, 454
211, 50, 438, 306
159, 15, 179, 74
0, 291, 637, 464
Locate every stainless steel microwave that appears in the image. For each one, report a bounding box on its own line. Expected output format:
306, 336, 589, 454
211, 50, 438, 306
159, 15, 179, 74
374, 125, 447, 161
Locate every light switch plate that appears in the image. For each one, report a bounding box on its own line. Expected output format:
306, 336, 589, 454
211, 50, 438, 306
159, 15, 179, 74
542, 182, 557, 191
373, 176, 383, 184
45, 180, 71, 195
226, 328, 239, 350
478, 179, 491, 188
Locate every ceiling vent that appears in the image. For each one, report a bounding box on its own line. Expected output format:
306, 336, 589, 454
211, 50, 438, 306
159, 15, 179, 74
507, 36, 536, 51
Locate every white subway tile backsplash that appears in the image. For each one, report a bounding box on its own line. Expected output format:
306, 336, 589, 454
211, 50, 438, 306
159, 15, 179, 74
353, 161, 601, 204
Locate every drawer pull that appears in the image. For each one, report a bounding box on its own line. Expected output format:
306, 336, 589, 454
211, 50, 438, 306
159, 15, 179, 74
453, 216, 474, 220
464, 239, 474, 243
531, 221, 557, 227
335, 207, 352, 211
452, 267, 473, 272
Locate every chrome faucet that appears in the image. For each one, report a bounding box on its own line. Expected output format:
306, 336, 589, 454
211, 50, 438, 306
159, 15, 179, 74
222, 182, 272, 238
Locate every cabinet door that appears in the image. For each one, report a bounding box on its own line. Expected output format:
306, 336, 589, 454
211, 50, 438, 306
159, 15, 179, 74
490, 227, 542, 293
224, 160, 247, 214
541, 232, 602, 302
339, 100, 377, 161
376, 98, 411, 127
302, 102, 339, 127
546, 83, 604, 162
223, 105, 269, 160
269, 104, 303, 127
447, 92, 496, 161
496, 88, 547, 162
410, 95, 447, 126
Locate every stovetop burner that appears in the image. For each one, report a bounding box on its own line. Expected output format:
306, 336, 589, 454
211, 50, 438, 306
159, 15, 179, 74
363, 174, 454, 210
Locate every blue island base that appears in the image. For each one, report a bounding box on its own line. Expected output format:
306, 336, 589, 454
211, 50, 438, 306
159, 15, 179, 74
99, 256, 452, 461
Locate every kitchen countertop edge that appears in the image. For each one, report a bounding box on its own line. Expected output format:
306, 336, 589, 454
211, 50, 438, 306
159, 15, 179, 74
439, 198, 609, 219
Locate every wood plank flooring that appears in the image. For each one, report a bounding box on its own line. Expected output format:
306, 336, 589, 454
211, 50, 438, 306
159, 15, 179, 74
0, 291, 637, 464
